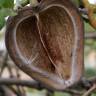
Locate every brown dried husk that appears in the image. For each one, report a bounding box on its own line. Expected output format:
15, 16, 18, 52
5, 0, 84, 90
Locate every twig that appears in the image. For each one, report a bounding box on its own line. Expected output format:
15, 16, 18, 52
83, 84, 96, 96
0, 52, 14, 77
0, 52, 8, 76
85, 32, 96, 39
7, 86, 20, 96
64, 89, 83, 95
0, 78, 43, 90
0, 78, 84, 95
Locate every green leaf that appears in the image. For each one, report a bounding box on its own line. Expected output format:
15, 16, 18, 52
0, 8, 17, 29
0, 0, 14, 8
0, 9, 6, 29
72, 0, 83, 8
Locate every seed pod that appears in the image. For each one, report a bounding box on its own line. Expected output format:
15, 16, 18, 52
5, 0, 84, 91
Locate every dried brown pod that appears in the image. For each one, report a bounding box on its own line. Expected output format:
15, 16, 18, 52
5, 0, 84, 90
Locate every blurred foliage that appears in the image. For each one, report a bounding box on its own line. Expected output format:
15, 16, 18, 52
0, 0, 16, 30
0, 0, 29, 30
85, 68, 96, 78
0, 8, 16, 29
84, 21, 96, 52
84, 22, 96, 32
0, 0, 14, 8
92, 93, 96, 96
72, 0, 82, 7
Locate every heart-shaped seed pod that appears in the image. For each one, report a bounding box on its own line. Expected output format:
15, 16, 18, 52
5, 0, 84, 91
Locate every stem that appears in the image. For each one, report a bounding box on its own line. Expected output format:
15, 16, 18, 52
82, 84, 96, 96
30, 0, 38, 7
14, 0, 22, 10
